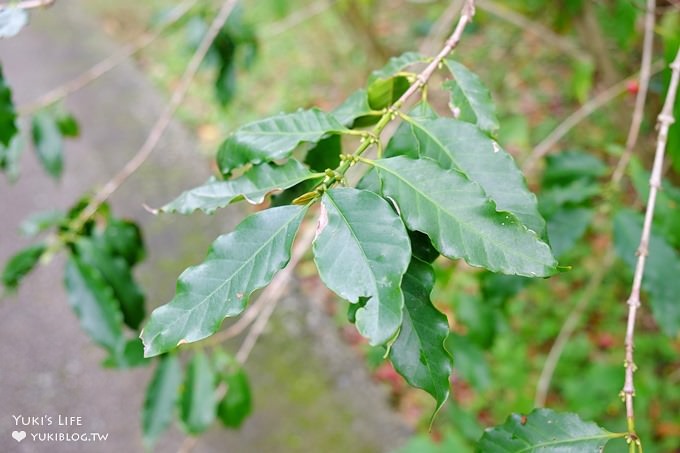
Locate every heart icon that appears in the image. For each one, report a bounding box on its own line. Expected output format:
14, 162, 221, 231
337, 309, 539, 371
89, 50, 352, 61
12, 430, 26, 442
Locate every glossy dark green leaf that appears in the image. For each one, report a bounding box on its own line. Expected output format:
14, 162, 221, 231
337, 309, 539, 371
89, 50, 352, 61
64, 256, 126, 357
103, 219, 145, 267
389, 258, 452, 417
443, 59, 499, 136
331, 89, 379, 127
31, 111, 64, 179
56, 112, 80, 137
541, 150, 606, 186
2, 244, 46, 290
409, 230, 439, 263
304, 135, 341, 172
217, 367, 252, 428
162, 160, 317, 214
0, 134, 24, 182
142, 205, 307, 356
0, 63, 18, 147
142, 354, 182, 448
614, 210, 680, 336
74, 237, 145, 330
447, 333, 491, 391
179, 351, 217, 434
367, 52, 424, 110
19, 210, 65, 237
217, 108, 348, 175
546, 207, 593, 258
313, 188, 410, 345
373, 157, 556, 277
0, 7, 28, 38
385, 118, 545, 237
477, 408, 624, 452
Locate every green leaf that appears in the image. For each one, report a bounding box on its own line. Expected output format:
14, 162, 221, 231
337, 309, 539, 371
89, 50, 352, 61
569, 59, 595, 104
217, 108, 348, 175
389, 257, 452, 418
2, 244, 46, 291
313, 188, 411, 345
331, 89, 379, 128
19, 210, 65, 237
179, 351, 217, 434
0, 63, 18, 148
304, 135, 341, 172
456, 295, 497, 349
74, 237, 146, 330
373, 157, 556, 277
103, 338, 148, 369
162, 160, 317, 214
385, 118, 545, 237
541, 150, 606, 186
56, 112, 80, 137
409, 229, 439, 263
142, 205, 307, 356
0, 7, 28, 38
546, 207, 593, 258
0, 134, 24, 182
447, 333, 491, 391
102, 219, 145, 267
477, 408, 624, 452
64, 256, 126, 357
142, 354, 182, 448
217, 367, 252, 428
443, 59, 499, 136
538, 179, 599, 217
367, 52, 425, 110
614, 210, 680, 336
31, 111, 64, 179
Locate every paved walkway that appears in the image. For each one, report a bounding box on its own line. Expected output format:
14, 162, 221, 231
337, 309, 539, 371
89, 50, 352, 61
0, 2, 408, 452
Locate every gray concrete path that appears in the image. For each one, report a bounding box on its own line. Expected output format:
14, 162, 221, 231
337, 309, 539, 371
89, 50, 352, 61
0, 2, 409, 452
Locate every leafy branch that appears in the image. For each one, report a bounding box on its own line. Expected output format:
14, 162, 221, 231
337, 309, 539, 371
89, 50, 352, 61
620, 47, 680, 451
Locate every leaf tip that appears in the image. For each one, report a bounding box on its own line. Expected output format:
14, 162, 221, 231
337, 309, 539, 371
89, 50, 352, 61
142, 203, 160, 215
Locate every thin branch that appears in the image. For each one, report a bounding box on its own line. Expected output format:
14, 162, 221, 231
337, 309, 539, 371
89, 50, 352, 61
419, 0, 463, 55
261, 0, 336, 38
18, 0, 198, 115
610, 0, 655, 185
534, 251, 614, 407
621, 48, 680, 444
522, 60, 665, 175
475, 0, 588, 62
1, 0, 54, 10
69, 0, 240, 232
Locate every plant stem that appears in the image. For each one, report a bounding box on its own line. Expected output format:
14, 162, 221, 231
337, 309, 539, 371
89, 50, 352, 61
621, 47, 680, 445
18, 0, 198, 115
68, 0, 239, 234
2, 0, 54, 10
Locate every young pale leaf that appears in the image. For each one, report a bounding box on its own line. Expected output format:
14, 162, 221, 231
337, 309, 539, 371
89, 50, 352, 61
142, 354, 182, 448
142, 205, 307, 356
179, 351, 217, 434
217, 367, 252, 428
31, 111, 64, 179
0, 63, 18, 148
0, 7, 28, 38
162, 160, 316, 214
64, 256, 126, 358
385, 118, 545, 237
313, 188, 411, 345
367, 52, 425, 110
443, 59, 499, 136
2, 244, 46, 290
217, 108, 348, 175
373, 157, 556, 277
477, 409, 624, 452
389, 258, 452, 419
614, 210, 680, 336
74, 238, 146, 330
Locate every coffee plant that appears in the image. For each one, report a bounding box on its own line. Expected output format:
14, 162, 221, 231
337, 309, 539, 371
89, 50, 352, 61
2, 0, 679, 451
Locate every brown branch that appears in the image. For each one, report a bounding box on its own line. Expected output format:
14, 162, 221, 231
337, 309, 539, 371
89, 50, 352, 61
522, 60, 665, 175
69, 0, 240, 232
621, 47, 680, 446
610, 0, 656, 185
18, 0, 197, 115
2, 0, 54, 10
